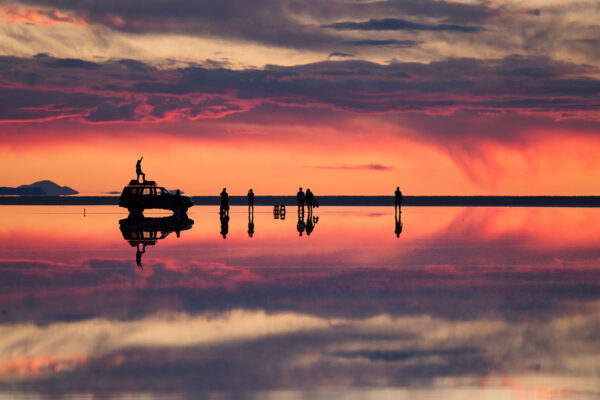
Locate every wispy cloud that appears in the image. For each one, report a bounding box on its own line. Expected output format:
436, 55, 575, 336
343, 39, 419, 47
328, 51, 353, 58
315, 164, 393, 171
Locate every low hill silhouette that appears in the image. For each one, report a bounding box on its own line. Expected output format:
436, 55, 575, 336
0, 180, 78, 196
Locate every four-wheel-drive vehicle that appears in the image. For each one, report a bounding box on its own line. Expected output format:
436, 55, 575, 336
119, 180, 193, 214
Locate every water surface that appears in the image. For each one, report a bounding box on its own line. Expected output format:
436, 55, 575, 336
1, 206, 599, 399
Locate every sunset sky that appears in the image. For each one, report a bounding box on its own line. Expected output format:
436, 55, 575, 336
1, 0, 599, 195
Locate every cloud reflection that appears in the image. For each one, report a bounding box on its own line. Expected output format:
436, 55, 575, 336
1, 206, 600, 396
2, 307, 600, 396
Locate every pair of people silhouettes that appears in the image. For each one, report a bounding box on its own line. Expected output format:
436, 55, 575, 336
297, 187, 318, 215
219, 188, 256, 238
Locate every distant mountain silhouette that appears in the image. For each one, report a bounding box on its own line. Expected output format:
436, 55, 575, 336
0, 180, 78, 196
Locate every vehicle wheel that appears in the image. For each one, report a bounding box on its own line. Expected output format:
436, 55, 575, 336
128, 204, 143, 214
173, 206, 187, 217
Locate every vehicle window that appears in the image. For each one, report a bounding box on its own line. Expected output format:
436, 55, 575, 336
130, 188, 140, 195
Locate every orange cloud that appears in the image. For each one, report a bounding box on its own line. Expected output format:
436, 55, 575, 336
0, 354, 88, 378
0, 6, 86, 26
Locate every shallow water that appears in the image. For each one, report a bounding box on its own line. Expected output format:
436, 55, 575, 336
1, 205, 600, 399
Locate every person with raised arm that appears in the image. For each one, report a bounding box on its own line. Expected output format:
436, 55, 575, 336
136, 157, 145, 182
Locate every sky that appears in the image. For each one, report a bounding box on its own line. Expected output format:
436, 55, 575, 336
0, 0, 599, 195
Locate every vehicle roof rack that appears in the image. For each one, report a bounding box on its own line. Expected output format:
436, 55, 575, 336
127, 179, 157, 187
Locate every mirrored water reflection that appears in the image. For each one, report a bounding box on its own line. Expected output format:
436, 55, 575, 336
1, 206, 600, 399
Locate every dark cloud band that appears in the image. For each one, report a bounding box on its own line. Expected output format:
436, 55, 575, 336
324, 18, 483, 33
0, 54, 598, 125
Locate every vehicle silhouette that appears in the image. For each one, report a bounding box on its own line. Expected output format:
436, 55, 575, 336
119, 180, 193, 214
119, 214, 194, 268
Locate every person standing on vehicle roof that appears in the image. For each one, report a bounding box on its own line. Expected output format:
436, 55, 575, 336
136, 157, 145, 183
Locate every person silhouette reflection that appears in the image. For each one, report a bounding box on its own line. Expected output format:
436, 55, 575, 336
220, 188, 229, 216
395, 211, 403, 238
220, 212, 230, 239
306, 215, 319, 236
297, 187, 305, 217
395, 186, 402, 213
297, 212, 306, 236
248, 210, 255, 238
136, 243, 146, 269
136, 157, 146, 183
248, 188, 255, 213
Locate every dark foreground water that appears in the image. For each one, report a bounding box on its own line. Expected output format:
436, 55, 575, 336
1, 206, 600, 399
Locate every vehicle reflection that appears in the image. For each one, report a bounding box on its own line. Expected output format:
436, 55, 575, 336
119, 214, 194, 269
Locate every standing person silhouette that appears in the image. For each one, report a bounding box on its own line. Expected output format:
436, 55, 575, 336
395, 186, 403, 212
220, 188, 229, 216
247, 188, 255, 213
297, 187, 305, 216
305, 189, 314, 215
136, 157, 146, 182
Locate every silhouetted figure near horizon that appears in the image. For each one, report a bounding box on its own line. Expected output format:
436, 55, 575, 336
220, 188, 229, 216
248, 188, 255, 213
395, 186, 403, 213
306, 189, 315, 215
297, 187, 305, 217
297, 212, 305, 236
220, 212, 230, 239
136, 157, 146, 183
136, 243, 146, 269
395, 212, 403, 238
248, 209, 254, 238
306, 215, 319, 236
